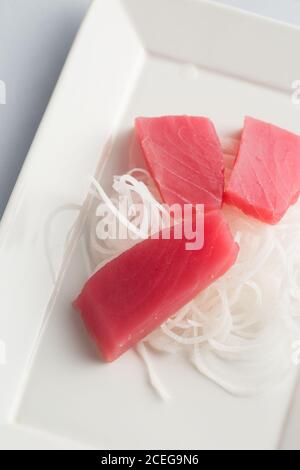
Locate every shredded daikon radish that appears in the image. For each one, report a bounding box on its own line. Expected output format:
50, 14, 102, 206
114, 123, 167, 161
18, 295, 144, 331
85, 172, 167, 269
136, 342, 171, 401
84, 170, 300, 398
146, 203, 300, 395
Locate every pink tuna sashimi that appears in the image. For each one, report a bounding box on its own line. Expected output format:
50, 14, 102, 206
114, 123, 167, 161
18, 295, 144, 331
135, 116, 224, 209
225, 116, 300, 224
74, 211, 239, 362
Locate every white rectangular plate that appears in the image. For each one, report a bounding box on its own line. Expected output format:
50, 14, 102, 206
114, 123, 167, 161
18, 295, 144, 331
0, 0, 300, 450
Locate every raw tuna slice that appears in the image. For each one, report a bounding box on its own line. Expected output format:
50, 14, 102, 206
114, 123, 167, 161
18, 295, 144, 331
74, 211, 238, 362
135, 116, 224, 209
225, 116, 300, 224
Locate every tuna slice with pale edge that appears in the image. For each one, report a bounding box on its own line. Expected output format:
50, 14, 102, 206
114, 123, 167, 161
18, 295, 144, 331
135, 116, 224, 209
74, 210, 239, 361
225, 116, 300, 224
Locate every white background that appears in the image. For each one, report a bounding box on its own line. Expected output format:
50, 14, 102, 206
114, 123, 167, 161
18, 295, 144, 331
1, 0, 300, 218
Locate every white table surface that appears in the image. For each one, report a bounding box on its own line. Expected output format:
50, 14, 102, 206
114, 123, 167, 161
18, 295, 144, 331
1, 0, 300, 218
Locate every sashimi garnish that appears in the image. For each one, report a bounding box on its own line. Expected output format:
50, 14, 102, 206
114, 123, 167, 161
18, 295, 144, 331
46, 115, 300, 400
75, 185, 238, 363
76, 171, 300, 397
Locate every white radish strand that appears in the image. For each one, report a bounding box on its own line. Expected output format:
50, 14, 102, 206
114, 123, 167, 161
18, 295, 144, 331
87, 173, 167, 263
85, 170, 300, 397
147, 204, 300, 394
136, 342, 171, 401
91, 177, 148, 240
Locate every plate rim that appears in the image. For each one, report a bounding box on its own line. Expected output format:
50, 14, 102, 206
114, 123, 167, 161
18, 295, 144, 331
0, 0, 299, 449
